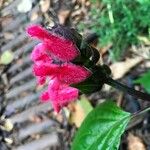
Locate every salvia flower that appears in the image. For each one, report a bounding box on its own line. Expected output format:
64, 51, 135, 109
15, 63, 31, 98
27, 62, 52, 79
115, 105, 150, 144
27, 24, 150, 113
27, 24, 92, 112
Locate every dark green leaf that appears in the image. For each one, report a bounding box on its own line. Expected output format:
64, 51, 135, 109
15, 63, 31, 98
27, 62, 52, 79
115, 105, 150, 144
72, 65, 111, 94
72, 101, 131, 150
73, 78, 103, 94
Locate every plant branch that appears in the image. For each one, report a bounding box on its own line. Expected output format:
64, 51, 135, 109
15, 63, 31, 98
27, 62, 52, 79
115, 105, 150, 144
132, 105, 150, 119
105, 77, 150, 101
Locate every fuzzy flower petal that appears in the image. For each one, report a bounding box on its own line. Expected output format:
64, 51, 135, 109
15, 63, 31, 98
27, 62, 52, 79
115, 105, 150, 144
47, 78, 79, 112
33, 63, 60, 76
31, 43, 51, 62
45, 38, 79, 61
27, 25, 51, 40
58, 63, 91, 84
40, 91, 49, 101
33, 63, 91, 84
37, 76, 46, 85
27, 25, 79, 61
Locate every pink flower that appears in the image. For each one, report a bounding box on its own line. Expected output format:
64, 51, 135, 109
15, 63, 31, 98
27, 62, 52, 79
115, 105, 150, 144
27, 25, 80, 61
27, 24, 91, 112
33, 63, 90, 84
31, 43, 51, 62
41, 78, 79, 112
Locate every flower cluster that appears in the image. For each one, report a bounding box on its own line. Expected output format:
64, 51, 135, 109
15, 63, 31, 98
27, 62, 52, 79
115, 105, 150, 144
27, 25, 92, 112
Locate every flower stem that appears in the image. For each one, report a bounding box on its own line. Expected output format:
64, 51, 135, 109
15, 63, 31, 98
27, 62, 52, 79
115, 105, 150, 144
106, 77, 150, 101
132, 105, 150, 118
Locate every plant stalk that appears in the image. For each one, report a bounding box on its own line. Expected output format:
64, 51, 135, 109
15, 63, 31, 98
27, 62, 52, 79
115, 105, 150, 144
106, 77, 150, 101
132, 105, 150, 118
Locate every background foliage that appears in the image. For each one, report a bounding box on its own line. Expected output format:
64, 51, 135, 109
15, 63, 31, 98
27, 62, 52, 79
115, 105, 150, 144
78, 0, 150, 61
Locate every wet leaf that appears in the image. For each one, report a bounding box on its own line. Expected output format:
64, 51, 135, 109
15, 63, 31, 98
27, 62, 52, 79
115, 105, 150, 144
72, 101, 131, 150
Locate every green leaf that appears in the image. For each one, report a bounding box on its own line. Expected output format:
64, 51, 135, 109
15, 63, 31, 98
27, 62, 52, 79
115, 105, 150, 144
72, 101, 131, 150
134, 70, 150, 93
73, 77, 103, 94
73, 65, 111, 94
72, 68, 103, 94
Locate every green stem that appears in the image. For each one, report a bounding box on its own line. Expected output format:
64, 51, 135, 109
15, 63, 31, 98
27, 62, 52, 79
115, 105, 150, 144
106, 77, 150, 101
